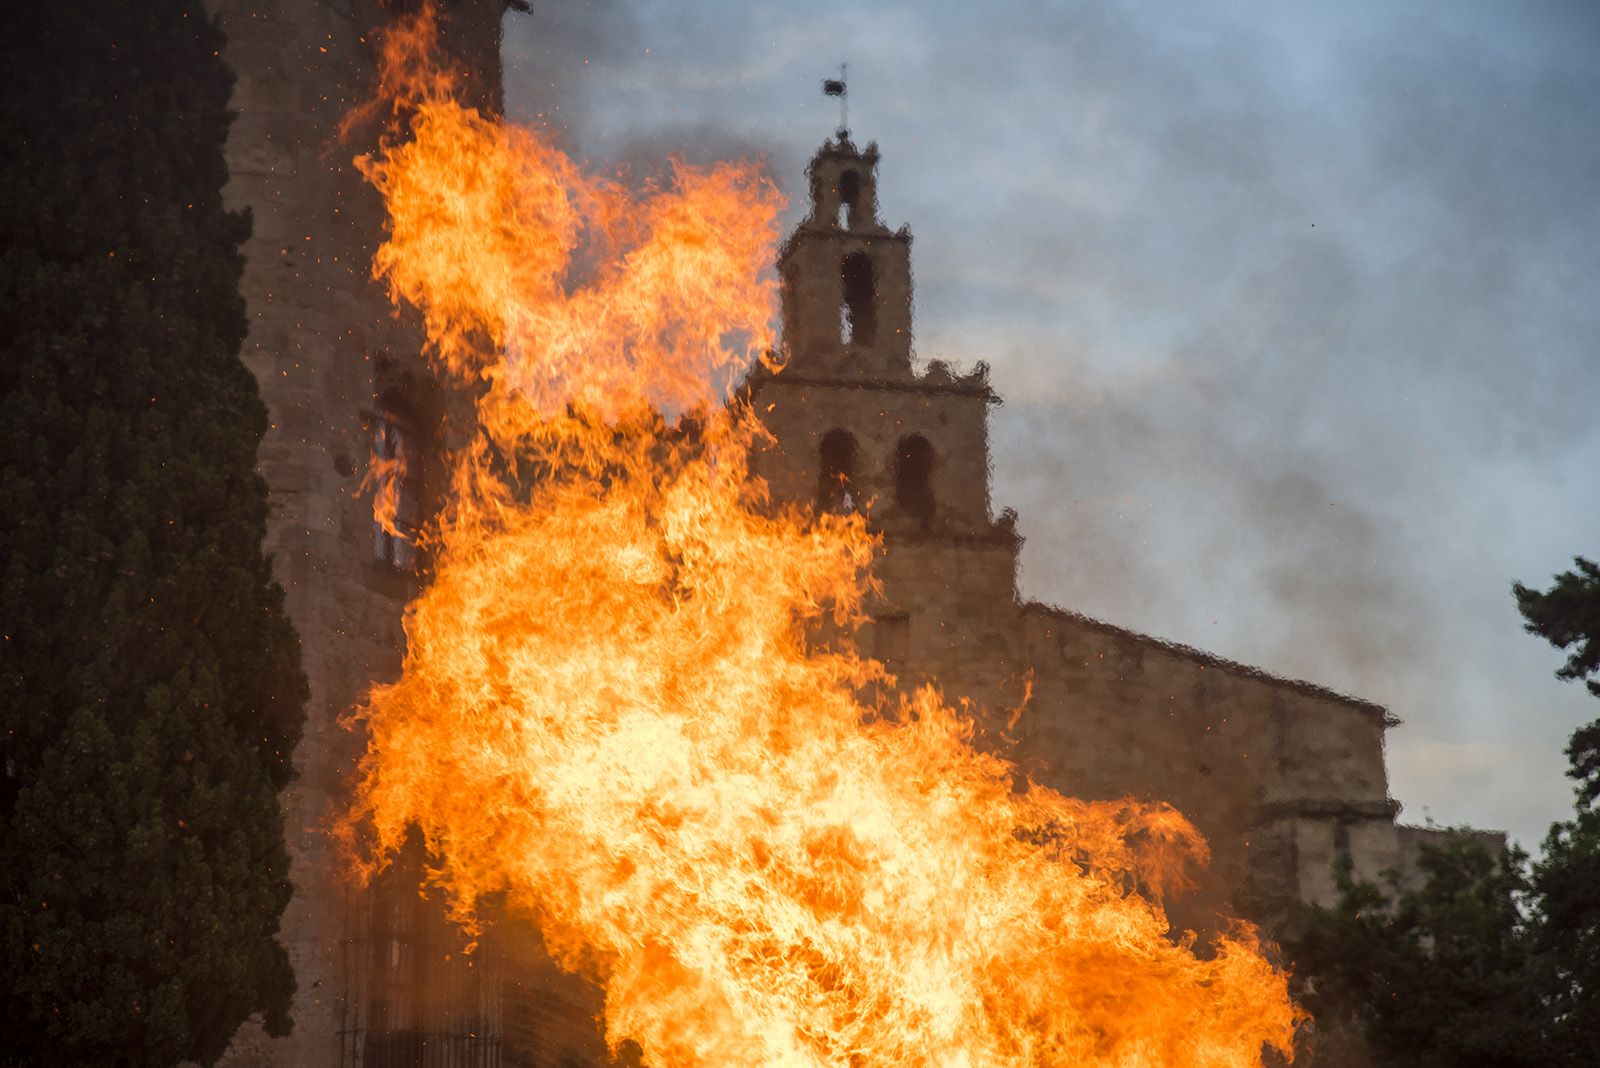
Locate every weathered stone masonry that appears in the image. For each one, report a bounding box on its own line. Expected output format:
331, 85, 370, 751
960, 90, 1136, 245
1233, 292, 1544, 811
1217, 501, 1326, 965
211, 2, 509, 1063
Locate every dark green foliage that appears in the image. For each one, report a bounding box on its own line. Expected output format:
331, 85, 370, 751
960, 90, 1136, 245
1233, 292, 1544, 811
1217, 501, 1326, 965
1515, 558, 1600, 698
1289, 838, 1557, 1067
1516, 556, 1600, 1062
1532, 809, 1600, 1063
0, 2, 307, 1065
1515, 557, 1600, 804
1289, 557, 1600, 1064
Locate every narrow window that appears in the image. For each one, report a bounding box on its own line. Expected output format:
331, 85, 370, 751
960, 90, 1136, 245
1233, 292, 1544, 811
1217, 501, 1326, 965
837, 169, 860, 229
894, 435, 935, 521
841, 252, 875, 346
817, 428, 858, 513
371, 408, 422, 571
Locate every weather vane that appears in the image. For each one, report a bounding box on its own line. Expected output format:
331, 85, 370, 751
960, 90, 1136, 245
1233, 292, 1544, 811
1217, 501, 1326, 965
822, 62, 848, 139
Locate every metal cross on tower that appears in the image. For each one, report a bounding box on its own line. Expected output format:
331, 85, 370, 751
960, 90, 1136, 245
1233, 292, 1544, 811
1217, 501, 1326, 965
822, 63, 848, 138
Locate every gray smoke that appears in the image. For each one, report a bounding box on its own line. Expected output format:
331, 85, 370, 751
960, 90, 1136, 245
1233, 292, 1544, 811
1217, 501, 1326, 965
501, 1, 1600, 850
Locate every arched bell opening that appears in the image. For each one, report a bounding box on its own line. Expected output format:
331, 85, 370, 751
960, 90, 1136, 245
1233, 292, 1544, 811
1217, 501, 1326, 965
894, 434, 935, 522
837, 168, 861, 229
817, 428, 859, 513
840, 252, 876, 346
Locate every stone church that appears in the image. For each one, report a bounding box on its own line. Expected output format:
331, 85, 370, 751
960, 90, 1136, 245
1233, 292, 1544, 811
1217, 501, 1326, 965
211, 2, 1446, 1064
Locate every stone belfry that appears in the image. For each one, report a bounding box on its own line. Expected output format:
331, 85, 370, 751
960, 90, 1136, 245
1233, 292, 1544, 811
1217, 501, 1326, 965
777, 139, 913, 377
750, 136, 1025, 710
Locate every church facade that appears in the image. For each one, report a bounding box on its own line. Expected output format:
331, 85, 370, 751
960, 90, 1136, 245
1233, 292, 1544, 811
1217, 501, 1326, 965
748, 136, 1416, 921
212, 3, 1444, 1064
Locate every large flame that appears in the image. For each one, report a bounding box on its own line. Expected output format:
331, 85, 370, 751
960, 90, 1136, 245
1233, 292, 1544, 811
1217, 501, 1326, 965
344, 10, 1301, 1066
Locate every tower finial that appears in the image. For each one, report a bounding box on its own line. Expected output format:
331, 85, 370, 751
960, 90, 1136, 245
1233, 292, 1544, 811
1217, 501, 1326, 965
822, 62, 848, 139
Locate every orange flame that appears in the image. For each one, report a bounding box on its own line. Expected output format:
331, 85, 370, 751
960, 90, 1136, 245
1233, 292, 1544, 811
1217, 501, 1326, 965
362, 417, 407, 541
345, 9, 1301, 1066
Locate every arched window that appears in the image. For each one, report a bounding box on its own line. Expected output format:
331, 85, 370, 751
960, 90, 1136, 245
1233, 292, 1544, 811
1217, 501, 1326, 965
817, 428, 858, 513
840, 252, 875, 346
837, 169, 860, 229
371, 407, 423, 571
894, 435, 935, 521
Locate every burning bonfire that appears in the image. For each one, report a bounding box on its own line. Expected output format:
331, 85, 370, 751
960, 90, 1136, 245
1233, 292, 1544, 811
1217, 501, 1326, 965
343, 9, 1301, 1065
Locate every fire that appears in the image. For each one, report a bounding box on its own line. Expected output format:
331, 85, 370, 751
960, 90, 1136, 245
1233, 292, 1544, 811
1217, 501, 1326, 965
362, 419, 407, 540
345, 9, 1302, 1066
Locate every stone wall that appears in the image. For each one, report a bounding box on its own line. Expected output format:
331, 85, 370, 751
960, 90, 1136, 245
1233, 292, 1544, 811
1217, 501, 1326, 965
1013, 606, 1401, 916
751, 376, 999, 534
211, 1, 507, 1063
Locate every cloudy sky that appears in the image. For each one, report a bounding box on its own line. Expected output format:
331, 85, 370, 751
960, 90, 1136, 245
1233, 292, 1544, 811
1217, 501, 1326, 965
501, 1, 1600, 852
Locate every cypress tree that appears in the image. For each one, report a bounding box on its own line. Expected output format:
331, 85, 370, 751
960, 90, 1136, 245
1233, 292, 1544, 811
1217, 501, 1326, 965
0, 2, 308, 1064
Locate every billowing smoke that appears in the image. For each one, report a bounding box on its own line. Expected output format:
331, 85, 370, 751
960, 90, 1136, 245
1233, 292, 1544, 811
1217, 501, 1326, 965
500, 2, 1600, 849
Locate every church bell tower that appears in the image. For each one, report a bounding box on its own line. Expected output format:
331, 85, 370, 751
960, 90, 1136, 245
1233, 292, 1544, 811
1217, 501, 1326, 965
777, 138, 914, 378
748, 135, 1021, 707
752, 135, 1007, 539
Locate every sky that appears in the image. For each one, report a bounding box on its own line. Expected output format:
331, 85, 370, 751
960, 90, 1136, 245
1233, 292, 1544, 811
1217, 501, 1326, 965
500, 1, 1600, 853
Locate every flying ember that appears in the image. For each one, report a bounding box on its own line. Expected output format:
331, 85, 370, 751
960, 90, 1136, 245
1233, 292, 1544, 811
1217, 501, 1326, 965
342, 8, 1301, 1066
